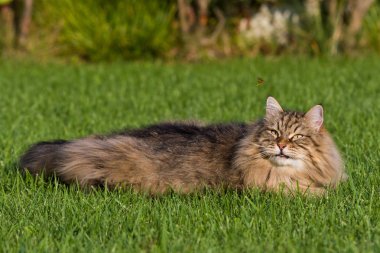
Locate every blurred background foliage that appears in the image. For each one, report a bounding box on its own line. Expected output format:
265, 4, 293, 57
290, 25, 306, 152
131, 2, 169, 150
33, 0, 176, 61
1, 0, 380, 61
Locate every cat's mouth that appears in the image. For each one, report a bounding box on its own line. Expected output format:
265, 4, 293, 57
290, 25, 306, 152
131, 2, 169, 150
275, 154, 290, 159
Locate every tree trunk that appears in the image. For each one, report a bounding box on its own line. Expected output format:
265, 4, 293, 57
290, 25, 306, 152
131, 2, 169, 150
345, 0, 374, 50
13, 0, 33, 48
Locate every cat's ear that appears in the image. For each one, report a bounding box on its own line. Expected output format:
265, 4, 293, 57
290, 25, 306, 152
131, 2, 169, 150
305, 105, 323, 131
266, 97, 283, 119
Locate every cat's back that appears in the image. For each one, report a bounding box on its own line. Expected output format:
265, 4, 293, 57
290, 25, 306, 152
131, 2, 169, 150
116, 121, 248, 146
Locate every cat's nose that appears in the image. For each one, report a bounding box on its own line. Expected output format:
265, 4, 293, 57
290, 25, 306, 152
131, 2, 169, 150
277, 142, 287, 150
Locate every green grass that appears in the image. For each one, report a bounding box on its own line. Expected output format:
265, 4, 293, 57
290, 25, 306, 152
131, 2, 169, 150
0, 57, 379, 252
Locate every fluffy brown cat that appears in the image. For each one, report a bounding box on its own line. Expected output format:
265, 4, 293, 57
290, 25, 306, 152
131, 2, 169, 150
20, 97, 347, 195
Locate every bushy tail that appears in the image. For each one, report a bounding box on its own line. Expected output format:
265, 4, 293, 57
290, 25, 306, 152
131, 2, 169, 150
19, 140, 68, 176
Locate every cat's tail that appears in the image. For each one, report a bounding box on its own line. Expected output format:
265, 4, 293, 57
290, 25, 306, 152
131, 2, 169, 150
19, 140, 68, 176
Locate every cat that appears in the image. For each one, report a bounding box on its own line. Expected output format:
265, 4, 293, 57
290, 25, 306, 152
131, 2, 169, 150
20, 97, 347, 195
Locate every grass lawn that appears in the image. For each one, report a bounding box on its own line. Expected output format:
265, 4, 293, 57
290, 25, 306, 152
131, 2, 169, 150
0, 57, 379, 252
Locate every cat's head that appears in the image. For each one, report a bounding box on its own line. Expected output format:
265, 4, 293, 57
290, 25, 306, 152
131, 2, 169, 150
257, 97, 326, 170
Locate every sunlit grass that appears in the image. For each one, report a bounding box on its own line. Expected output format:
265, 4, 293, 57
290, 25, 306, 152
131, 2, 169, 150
0, 57, 379, 252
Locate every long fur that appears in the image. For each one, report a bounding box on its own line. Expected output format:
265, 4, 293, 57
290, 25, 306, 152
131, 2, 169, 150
20, 140, 68, 176
19, 98, 347, 195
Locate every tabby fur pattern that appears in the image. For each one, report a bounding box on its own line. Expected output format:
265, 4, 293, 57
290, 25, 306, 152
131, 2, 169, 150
20, 97, 347, 195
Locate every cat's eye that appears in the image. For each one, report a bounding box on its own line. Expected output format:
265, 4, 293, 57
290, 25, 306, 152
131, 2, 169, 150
291, 134, 304, 140
268, 130, 279, 137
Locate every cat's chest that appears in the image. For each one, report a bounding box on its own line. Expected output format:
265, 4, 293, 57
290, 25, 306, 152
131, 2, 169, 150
269, 156, 305, 171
